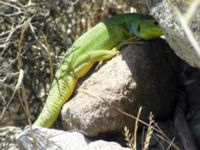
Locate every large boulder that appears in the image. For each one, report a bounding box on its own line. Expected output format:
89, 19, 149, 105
61, 39, 179, 137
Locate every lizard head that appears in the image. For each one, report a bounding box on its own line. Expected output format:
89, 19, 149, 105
127, 15, 163, 40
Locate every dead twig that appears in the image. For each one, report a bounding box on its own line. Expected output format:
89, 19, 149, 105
16, 16, 38, 150
42, 35, 54, 83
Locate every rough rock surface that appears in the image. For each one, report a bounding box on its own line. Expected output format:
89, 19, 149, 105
16, 126, 130, 150
146, 0, 200, 68
186, 68, 200, 145
61, 39, 179, 137
0, 126, 22, 150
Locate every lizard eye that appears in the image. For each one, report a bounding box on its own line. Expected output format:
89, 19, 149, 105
154, 21, 159, 25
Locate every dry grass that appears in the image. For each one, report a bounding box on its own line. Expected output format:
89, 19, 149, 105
143, 112, 154, 150
124, 107, 142, 149
123, 110, 155, 150
123, 110, 181, 150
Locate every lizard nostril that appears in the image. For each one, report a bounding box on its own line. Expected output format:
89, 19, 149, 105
154, 21, 159, 26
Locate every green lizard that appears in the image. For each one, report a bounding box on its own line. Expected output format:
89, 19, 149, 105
33, 13, 163, 127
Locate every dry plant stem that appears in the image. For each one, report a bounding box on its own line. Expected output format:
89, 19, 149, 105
123, 107, 142, 149
0, 92, 6, 104
154, 121, 181, 150
155, 133, 181, 150
20, 85, 38, 150
123, 126, 133, 148
47, 0, 60, 14
154, 123, 170, 141
167, 137, 175, 150
0, 1, 22, 12
174, 91, 197, 150
155, 124, 177, 150
17, 18, 32, 70
17, 17, 38, 150
152, 134, 166, 150
0, 23, 23, 38
43, 35, 54, 83
133, 107, 142, 149
143, 113, 154, 150
0, 23, 24, 56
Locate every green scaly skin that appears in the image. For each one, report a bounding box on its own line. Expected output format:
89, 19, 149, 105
33, 13, 163, 127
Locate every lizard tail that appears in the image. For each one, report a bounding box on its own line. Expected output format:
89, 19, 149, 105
33, 75, 77, 127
